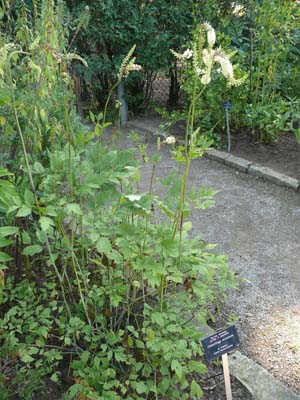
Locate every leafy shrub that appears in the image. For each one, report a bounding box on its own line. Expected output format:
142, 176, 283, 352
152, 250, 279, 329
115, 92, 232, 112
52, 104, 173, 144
0, 3, 235, 399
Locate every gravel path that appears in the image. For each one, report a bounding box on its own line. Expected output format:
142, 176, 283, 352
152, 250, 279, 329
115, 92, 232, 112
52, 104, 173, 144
118, 127, 300, 395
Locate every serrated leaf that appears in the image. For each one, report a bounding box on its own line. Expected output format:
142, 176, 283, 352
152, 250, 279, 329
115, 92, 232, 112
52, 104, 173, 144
0, 226, 19, 237
0, 237, 12, 248
0, 251, 12, 262
0, 169, 12, 177
65, 203, 82, 215
37, 326, 48, 338
0, 87, 11, 105
96, 237, 112, 253
171, 359, 184, 380
23, 245, 43, 256
20, 353, 35, 363
33, 162, 45, 174
50, 372, 59, 383
151, 312, 164, 326
189, 360, 207, 374
135, 381, 147, 394
190, 380, 203, 398
24, 189, 35, 207
16, 205, 32, 217
40, 216, 54, 231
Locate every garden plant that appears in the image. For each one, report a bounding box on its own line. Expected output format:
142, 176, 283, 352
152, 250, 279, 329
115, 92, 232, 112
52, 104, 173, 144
0, 1, 245, 399
153, 1, 300, 145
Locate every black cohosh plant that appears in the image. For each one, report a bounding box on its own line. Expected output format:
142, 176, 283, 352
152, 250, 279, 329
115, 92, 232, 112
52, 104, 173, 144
0, 4, 236, 399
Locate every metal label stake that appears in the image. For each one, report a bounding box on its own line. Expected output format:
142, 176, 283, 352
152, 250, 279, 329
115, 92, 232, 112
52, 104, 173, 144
222, 353, 233, 400
223, 101, 232, 153
201, 325, 239, 400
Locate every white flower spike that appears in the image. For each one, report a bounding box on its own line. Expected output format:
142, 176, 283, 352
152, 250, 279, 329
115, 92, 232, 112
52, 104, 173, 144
203, 22, 216, 47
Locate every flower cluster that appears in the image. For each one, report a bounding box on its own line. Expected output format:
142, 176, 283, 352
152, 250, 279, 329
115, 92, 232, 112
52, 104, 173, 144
118, 44, 142, 79
232, 2, 246, 17
171, 23, 247, 88
165, 136, 176, 145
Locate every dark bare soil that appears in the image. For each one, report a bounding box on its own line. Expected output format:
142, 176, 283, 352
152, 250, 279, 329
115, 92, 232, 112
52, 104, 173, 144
220, 130, 300, 180
132, 113, 300, 180
201, 362, 254, 399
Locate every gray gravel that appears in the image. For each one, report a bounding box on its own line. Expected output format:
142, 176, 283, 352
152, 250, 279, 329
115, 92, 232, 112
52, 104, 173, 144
117, 127, 300, 395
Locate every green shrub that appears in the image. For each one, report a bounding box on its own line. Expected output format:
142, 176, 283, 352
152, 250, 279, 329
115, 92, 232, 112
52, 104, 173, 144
0, 3, 236, 399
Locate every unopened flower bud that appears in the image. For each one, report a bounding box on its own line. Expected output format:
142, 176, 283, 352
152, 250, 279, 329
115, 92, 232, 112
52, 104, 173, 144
165, 136, 176, 145
207, 28, 216, 47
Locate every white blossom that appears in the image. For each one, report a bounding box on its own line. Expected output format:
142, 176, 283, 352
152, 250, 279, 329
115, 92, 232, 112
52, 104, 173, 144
182, 48, 193, 59
202, 49, 210, 66
219, 57, 234, 81
201, 74, 211, 85
165, 136, 176, 145
171, 21, 247, 88
207, 28, 216, 47
232, 2, 246, 17
130, 63, 142, 72
203, 22, 216, 47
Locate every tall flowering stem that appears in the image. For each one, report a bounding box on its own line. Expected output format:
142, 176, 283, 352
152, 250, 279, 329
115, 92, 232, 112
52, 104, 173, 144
103, 45, 141, 126
171, 23, 247, 265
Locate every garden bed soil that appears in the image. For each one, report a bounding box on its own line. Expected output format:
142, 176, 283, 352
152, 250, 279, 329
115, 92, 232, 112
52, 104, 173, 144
219, 130, 300, 180
130, 113, 300, 180
200, 363, 254, 399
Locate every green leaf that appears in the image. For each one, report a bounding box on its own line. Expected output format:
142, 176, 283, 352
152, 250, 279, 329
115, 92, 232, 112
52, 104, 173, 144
40, 216, 54, 231
65, 203, 82, 215
24, 189, 35, 207
190, 380, 203, 398
0, 237, 12, 248
96, 237, 112, 253
50, 372, 59, 383
171, 359, 184, 380
0, 251, 12, 262
151, 312, 165, 327
159, 239, 178, 257
189, 360, 207, 374
23, 245, 43, 256
0, 169, 13, 178
159, 377, 170, 393
0, 226, 19, 237
135, 381, 147, 394
16, 205, 32, 217
20, 353, 35, 363
37, 326, 48, 338
33, 162, 45, 174
80, 351, 90, 365
0, 87, 11, 106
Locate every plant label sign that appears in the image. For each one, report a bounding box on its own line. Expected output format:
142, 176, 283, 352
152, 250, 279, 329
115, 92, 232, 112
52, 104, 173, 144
223, 101, 232, 110
202, 326, 239, 400
201, 325, 239, 362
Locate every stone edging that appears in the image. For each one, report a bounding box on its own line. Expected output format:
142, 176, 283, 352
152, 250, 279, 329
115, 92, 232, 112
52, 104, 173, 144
127, 121, 300, 192
229, 351, 300, 400
205, 149, 299, 191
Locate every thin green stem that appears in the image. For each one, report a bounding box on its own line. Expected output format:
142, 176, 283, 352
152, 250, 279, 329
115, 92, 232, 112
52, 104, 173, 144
103, 80, 120, 127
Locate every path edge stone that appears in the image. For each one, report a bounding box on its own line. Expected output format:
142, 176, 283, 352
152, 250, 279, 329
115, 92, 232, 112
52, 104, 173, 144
127, 121, 300, 192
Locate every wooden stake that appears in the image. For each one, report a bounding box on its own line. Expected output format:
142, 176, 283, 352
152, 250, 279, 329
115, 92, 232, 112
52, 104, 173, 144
222, 353, 232, 400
